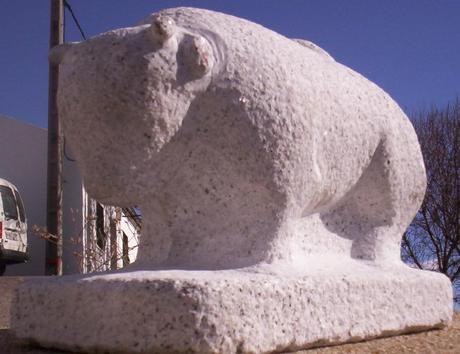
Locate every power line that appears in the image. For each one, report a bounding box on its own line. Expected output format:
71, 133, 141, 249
63, 0, 87, 40
61, 0, 85, 163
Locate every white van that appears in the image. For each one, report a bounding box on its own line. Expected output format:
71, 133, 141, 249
0, 178, 28, 275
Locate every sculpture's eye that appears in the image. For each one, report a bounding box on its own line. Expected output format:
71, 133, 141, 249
148, 15, 175, 44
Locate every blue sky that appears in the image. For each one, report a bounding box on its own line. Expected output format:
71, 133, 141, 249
1, 0, 459, 128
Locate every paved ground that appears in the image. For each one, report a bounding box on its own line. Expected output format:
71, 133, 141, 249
302, 312, 460, 354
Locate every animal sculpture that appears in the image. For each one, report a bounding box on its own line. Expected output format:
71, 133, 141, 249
50, 7, 426, 269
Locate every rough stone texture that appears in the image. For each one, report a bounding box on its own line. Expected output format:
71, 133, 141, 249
0, 277, 25, 328
12, 7, 453, 353
13, 264, 453, 353
4, 314, 460, 354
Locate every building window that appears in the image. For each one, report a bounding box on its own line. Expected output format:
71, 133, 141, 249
96, 203, 106, 249
122, 232, 130, 267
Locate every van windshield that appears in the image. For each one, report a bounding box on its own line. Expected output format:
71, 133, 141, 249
0, 185, 18, 220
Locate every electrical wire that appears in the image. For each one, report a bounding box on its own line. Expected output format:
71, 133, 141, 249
62, 0, 87, 162
63, 0, 87, 40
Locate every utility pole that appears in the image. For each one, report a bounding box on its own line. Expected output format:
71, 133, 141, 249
45, 0, 64, 275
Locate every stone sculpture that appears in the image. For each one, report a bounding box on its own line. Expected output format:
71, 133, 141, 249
12, 7, 453, 353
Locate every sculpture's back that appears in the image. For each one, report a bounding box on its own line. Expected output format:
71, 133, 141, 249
11, 8, 452, 354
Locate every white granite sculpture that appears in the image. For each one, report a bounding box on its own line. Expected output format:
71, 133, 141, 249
12, 7, 452, 353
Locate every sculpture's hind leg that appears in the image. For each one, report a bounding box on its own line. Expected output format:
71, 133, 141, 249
321, 127, 426, 264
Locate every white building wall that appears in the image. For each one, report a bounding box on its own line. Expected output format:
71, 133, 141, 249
0, 115, 85, 275
61, 148, 84, 275
0, 115, 139, 275
0, 115, 47, 275
118, 212, 140, 268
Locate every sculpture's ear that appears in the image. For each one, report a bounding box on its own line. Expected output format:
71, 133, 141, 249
147, 15, 176, 44
49, 42, 77, 65
181, 35, 215, 78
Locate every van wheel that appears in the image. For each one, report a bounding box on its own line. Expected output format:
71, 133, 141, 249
0, 262, 5, 276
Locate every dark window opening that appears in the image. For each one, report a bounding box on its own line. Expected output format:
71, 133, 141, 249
122, 232, 130, 267
96, 203, 106, 249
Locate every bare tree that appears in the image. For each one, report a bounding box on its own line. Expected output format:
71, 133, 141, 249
402, 98, 460, 304
33, 206, 141, 274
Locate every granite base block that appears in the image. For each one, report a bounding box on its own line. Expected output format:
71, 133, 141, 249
11, 262, 453, 353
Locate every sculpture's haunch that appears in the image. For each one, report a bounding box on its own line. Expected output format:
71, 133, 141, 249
13, 8, 453, 354
51, 7, 426, 270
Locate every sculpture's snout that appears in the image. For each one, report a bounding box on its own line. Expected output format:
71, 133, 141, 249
49, 42, 78, 65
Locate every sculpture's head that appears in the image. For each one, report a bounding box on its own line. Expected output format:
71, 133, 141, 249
50, 15, 217, 205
